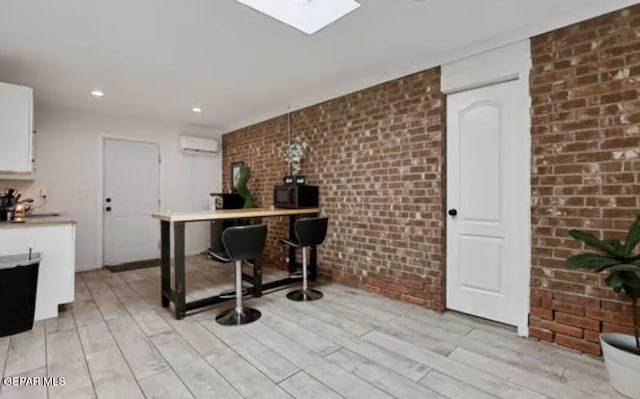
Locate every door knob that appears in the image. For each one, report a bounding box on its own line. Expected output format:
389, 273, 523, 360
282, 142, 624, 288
448, 209, 458, 216
105, 207, 112, 212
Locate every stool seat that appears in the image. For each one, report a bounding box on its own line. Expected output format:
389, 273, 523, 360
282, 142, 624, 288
215, 223, 267, 326
281, 217, 328, 302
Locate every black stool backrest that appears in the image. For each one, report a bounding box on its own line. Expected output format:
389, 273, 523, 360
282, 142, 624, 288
294, 217, 329, 247
222, 224, 268, 261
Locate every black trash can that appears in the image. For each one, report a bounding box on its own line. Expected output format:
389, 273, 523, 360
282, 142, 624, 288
0, 253, 42, 337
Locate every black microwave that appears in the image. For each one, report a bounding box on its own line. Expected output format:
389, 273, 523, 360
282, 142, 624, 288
273, 184, 319, 209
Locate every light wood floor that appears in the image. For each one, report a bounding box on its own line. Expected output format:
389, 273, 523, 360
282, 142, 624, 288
0, 255, 623, 399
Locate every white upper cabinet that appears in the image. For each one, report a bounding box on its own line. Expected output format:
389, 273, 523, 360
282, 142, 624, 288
0, 82, 34, 174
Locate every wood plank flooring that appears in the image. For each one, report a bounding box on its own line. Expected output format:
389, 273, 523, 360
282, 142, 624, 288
0, 255, 624, 399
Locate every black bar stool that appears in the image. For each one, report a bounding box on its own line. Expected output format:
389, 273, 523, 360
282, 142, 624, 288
212, 224, 267, 326
281, 217, 328, 302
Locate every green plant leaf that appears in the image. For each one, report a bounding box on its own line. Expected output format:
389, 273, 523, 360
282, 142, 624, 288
607, 239, 624, 254
237, 165, 256, 208
624, 216, 640, 257
607, 264, 640, 273
569, 230, 624, 258
605, 272, 626, 291
624, 273, 640, 290
565, 253, 620, 271
621, 273, 640, 301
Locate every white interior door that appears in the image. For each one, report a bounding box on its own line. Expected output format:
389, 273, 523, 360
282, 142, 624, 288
446, 80, 522, 326
104, 138, 160, 266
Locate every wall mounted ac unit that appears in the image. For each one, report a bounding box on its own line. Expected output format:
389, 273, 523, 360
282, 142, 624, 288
179, 135, 219, 155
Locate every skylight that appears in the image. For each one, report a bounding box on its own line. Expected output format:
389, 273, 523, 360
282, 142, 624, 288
236, 0, 361, 35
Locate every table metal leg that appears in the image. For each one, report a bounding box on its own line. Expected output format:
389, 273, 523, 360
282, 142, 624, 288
160, 221, 171, 307
310, 211, 319, 281
251, 217, 263, 297
174, 222, 186, 319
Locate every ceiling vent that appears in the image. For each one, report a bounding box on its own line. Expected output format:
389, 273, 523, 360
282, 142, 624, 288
179, 136, 219, 155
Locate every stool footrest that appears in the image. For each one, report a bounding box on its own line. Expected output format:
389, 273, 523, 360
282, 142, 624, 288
280, 239, 301, 248
208, 250, 231, 263
218, 288, 249, 299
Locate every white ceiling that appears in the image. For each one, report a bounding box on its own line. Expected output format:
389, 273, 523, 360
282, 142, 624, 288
0, 0, 637, 132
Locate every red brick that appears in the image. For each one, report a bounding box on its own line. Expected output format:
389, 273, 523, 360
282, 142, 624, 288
552, 292, 599, 307
530, 296, 542, 307
550, 301, 585, 317
529, 327, 554, 342
584, 329, 601, 343
602, 323, 636, 335
401, 294, 426, 306
586, 308, 635, 326
556, 312, 601, 330
541, 320, 583, 338
555, 334, 602, 356
600, 301, 635, 314
530, 307, 554, 320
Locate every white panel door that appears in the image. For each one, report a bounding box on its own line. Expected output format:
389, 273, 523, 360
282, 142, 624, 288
104, 138, 160, 266
446, 80, 521, 326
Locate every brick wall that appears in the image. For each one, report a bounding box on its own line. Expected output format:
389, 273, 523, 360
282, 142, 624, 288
529, 6, 640, 355
223, 68, 446, 309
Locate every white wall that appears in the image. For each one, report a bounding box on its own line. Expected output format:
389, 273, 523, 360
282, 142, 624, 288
0, 106, 222, 271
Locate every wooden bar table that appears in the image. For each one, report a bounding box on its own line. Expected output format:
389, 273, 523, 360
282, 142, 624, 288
152, 207, 319, 319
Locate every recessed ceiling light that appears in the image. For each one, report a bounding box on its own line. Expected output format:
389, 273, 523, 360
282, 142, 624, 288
236, 0, 361, 35
90, 90, 104, 97
192, 107, 202, 113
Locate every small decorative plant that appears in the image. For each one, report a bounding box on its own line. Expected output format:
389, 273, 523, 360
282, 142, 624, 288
284, 136, 309, 176
566, 216, 640, 354
236, 165, 256, 208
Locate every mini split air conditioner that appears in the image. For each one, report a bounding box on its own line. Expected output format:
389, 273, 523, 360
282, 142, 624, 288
179, 135, 219, 155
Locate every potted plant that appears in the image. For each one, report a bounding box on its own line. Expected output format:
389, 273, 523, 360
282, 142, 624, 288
566, 217, 640, 398
284, 136, 309, 176
237, 164, 256, 208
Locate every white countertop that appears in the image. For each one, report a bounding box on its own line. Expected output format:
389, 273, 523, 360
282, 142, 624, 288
0, 215, 76, 228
